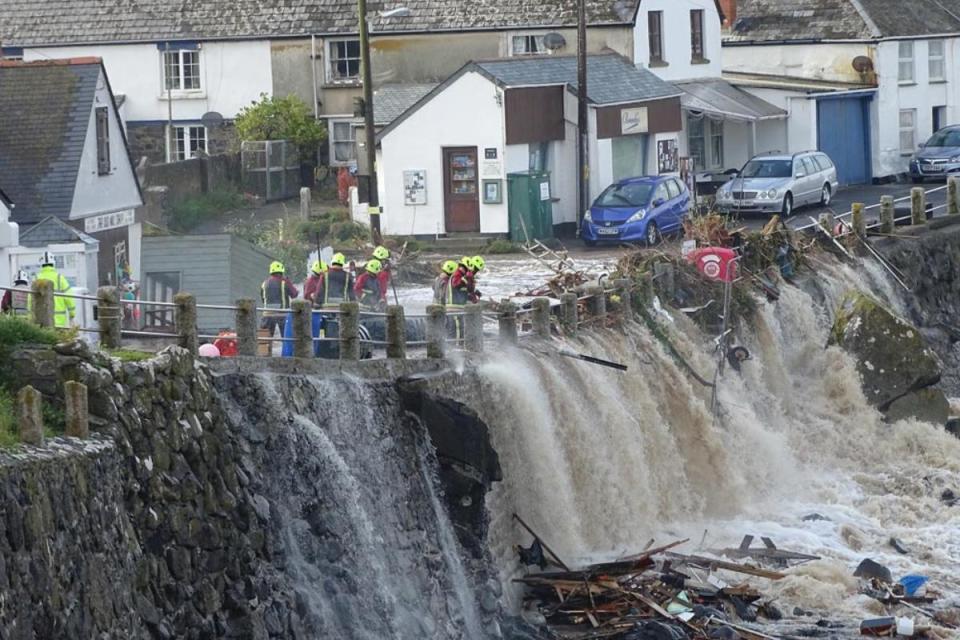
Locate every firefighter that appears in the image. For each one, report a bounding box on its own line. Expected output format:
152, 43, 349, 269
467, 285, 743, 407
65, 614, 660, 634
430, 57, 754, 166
321, 253, 355, 309
371, 245, 391, 305
304, 259, 327, 304
354, 259, 384, 310
467, 255, 486, 303
433, 260, 459, 305
260, 261, 299, 336
33, 252, 76, 328
1, 270, 30, 316
446, 258, 473, 340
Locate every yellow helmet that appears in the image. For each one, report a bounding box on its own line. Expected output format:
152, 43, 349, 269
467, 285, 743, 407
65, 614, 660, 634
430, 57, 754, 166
460, 256, 471, 267
311, 260, 327, 274
365, 259, 383, 274
269, 261, 285, 274
331, 253, 346, 266
470, 255, 486, 272
441, 260, 458, 275
373, 245, 390, 260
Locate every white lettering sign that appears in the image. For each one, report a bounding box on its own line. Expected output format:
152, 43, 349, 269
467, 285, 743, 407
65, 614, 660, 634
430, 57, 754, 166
621, 107, 649, 135
84, 209, 135, 233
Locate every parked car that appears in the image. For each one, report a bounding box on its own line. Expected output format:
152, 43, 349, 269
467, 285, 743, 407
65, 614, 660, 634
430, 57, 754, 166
910, 125, 960, 182
581, 175, 691, 246
715, 151, 839, 217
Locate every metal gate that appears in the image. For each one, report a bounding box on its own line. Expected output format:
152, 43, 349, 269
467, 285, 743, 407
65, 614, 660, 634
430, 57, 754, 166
241, 140, 301, 201
817, 94, 874, 185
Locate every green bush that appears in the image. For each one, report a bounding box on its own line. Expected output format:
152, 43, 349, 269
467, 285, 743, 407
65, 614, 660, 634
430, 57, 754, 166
169, 188, 247, 232
0, 389, 18, 449
485, 239, 520, 254
0, 316, 64, 448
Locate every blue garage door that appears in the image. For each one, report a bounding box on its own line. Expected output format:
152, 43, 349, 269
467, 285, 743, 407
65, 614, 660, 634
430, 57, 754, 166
817, 95, 873, 185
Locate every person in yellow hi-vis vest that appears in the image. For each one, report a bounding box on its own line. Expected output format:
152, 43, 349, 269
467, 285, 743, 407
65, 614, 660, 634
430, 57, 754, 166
32, 251, 76, 327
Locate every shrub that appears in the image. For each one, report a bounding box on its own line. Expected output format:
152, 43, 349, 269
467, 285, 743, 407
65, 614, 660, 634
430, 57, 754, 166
0, 389, 17, 449
235, 93, 327, 155
485, 239, 521, 254
169, 188, 247, 233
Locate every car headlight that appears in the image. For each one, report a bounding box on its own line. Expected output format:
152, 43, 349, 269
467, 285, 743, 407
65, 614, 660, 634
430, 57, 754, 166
583, 210, 592, 223
767, 188, 778, 199
717, 189, 730, 200
627, 209, 647, 223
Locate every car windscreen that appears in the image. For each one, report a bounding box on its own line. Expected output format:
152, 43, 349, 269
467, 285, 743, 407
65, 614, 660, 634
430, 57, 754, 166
595, 182, 653, 207
740, 159, 792, 178
925, 129, 960, 147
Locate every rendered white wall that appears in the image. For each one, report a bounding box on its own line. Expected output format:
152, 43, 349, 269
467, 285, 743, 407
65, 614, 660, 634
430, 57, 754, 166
634, 0, 722, 81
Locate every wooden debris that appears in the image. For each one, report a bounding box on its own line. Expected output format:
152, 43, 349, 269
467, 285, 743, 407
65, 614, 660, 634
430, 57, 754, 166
712, 535, 821, 568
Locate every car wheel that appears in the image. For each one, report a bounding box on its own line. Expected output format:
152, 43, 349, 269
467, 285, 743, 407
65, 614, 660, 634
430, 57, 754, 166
645, 222, 660, 246
820, 184, 831, 206
781, 193, 793, 217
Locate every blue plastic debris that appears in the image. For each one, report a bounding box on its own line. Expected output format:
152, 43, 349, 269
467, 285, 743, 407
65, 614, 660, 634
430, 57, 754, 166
898, 575, 929, 597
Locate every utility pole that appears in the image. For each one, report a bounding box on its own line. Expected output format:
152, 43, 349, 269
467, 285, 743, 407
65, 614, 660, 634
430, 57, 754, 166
576, 0, 589, 233
358, 0, 382, 243
165, 42, 174, 163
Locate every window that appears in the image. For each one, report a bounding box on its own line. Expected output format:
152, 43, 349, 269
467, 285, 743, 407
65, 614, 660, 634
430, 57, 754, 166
899, 109, 917, 154
653, 183, 669, 204
898, 41, 915, 83
596, 182, 654, 207
709, 120, 723, 167
687, 117, 705, 170
330, 120, 357, 164
512, 34, 546, 56
648, 11, 664, 64
690, 10, 705, 61
95, 107, 111, 175
933, 105, 948, 132
328, 39, 361, 83
665, 179, 680, 199
1, 47, 23, 60
801, 156, 818, 176
162, 49, 201, 91
813, 154, 834, 171
529, 142, 549, 171
173, 125, 207, 160
929, 40, 945, 81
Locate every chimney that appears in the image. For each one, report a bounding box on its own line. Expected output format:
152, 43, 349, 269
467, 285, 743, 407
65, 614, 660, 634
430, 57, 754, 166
718, 0, 737, 27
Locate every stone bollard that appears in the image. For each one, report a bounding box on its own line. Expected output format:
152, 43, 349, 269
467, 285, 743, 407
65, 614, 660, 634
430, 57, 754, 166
851, 202, 867, 237
173, 292, 198, 356
17, 385, 43, 446
911, 187, 927, 226
97, 286, 122, 349
64, 380, 89, 439
498, 301, 518, 344
531, 298, 551, 339
585, 285, 606, 322
653, 263, 675, 300
880, 195, 895, 234
291, 299, 314, 359
386, 305, 406, 359
426, 304, 446, 359
235, 298, 258, 357
339, 302, 360, 361
464, 303, 484, 353
614, 278, 634, 321
31, 279, 55, 328
818, 211, 836, 235
560, 292, 578, 336
949, 176, 960, 215
300, 187, 311, 219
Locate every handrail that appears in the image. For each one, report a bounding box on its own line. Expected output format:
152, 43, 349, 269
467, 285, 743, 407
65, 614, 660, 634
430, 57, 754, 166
793, 183, 949, 232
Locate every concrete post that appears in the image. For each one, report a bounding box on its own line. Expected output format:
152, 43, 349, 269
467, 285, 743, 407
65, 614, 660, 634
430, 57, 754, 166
235, 298, 258, 357
464, 303, 484, 353
531, 298, 551, 339
339, 302, 360, 361
498, 301, 518, 344
585, 285, 606, 322
949, 176, 960, 215
31, 279, 54, 328
17, 385, 43, 446
300, 187, 311, 219
614, 278, 634, 321
818, 211, 836, 235
64, 380, 89, 439
851, 202, 867, 237
97, 286, 121, 349
426, 304, 446, 359
653, 263, 675, 300
386, 305, 406, 359
173, 292, 198, 356
560, 292, 578, 336
911, 187, 927, 226
880, 195, 895, 234
291, 300, 314, 359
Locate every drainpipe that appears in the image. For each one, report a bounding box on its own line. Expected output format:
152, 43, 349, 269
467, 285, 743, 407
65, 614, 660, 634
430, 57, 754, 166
311, 35, 319, 120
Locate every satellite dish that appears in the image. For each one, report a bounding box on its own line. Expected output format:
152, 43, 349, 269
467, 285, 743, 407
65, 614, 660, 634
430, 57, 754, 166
852, 56, 874, 73
543, 32, 567, 51
200, 111, 224, 129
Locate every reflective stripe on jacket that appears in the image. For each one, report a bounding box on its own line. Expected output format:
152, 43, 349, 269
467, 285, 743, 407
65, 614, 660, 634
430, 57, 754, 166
323, 268, 353, 307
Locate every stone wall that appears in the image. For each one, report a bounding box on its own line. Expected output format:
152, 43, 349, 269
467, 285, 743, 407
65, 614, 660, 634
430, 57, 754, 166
140, 153, 242, 205
128, 124, 238, 166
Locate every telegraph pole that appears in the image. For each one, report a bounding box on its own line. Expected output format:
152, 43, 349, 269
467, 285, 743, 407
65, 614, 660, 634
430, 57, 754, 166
576, 0, 589, 233
358, 0, 382, 243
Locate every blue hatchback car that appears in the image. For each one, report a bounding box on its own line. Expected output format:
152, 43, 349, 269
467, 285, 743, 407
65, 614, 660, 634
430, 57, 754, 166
581, 175, 691, 246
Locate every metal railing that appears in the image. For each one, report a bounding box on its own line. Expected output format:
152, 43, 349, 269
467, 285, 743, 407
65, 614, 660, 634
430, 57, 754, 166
794, 181, 956, 233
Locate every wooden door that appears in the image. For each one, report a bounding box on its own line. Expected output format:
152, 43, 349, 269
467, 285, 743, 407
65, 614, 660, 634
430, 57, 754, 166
443, 147, 480, 232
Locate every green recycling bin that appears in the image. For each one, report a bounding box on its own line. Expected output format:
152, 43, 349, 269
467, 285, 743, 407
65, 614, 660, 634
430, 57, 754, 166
507, 171, 554, 243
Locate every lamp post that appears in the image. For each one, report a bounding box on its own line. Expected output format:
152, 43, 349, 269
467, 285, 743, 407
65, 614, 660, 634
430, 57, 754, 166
358, 5, 410, 243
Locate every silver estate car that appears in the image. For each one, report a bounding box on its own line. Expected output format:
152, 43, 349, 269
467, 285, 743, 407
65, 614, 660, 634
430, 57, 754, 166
716, 151, 840, 217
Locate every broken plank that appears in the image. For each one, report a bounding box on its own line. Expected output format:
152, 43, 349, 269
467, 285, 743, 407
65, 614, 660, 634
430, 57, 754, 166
614, 538, 690, 563
666, 553, 787, 580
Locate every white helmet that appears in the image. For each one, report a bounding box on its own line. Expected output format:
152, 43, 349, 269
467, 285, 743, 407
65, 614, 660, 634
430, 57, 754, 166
13, 270, 28, 285
39, 251, 54, 267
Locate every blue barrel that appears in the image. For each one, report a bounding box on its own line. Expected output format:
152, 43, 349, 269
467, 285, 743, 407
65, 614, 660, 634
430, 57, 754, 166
281, 311, 325, 357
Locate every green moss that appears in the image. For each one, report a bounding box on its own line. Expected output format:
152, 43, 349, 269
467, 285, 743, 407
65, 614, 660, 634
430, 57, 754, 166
485, 239, 520, 254
107, 348, 153, 363
169, 188, 248, 232
0, 389, 19, 450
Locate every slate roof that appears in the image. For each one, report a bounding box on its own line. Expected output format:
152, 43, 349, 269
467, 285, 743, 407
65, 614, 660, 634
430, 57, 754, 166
0, 0, 639, 46
374, 84, 437, 126
725, 0, 960, 42
19, 216, 98, 247
0, 59, 101, 225
0, 188, 12, 208
675, 78, 786, 121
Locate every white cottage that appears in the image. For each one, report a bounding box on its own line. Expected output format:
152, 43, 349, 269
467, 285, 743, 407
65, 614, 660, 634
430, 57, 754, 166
375, 54, 683, 237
